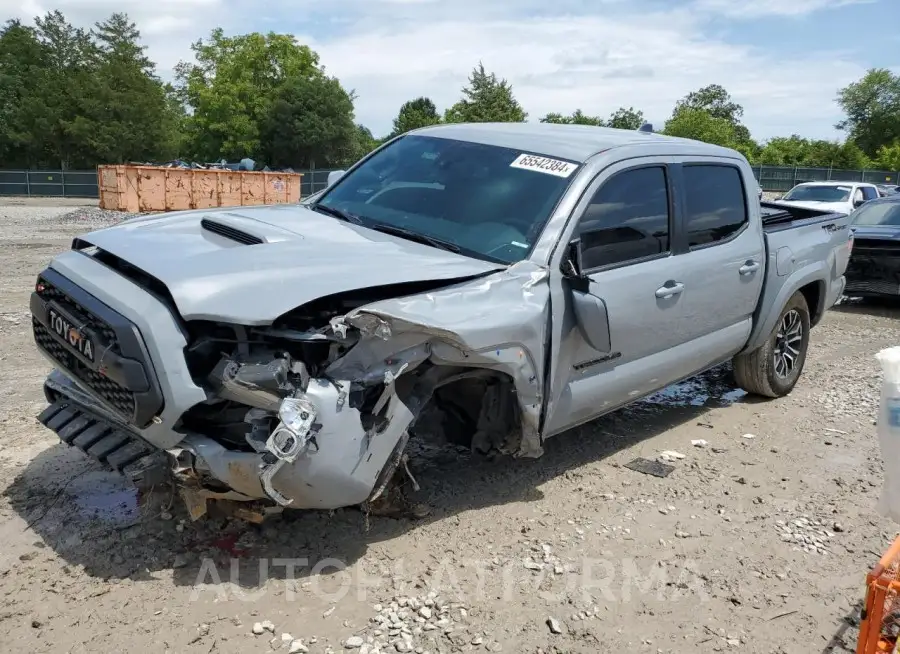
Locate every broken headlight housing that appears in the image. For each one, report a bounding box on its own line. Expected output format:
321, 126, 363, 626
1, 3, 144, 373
266, 396, 317, 463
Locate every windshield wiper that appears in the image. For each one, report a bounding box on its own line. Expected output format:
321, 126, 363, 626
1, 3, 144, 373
311, 203, 363, 224
369, 224, 461, 253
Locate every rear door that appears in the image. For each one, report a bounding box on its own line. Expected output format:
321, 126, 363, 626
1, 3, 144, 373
669, 158, 765, 357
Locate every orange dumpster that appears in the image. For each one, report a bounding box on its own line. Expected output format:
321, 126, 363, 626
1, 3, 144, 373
98, 165, 302, 213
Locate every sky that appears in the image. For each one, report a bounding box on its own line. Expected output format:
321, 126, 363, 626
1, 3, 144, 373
3, 0, 898, 141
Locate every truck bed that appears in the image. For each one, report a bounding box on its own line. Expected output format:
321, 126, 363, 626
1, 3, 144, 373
760, 201, 846, 233
743, 201, 852, 352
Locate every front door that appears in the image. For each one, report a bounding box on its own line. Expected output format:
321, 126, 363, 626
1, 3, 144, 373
544, 159, 695, 436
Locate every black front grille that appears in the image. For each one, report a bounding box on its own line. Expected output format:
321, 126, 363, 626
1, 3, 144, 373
36, 281, 118, 348
30, 269, 164, 427
33, 318, 136, 417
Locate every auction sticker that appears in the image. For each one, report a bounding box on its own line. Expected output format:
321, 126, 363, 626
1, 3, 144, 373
509, 153, 578, 178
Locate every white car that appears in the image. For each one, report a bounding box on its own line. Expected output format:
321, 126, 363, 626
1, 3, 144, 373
772, 181, 880, 216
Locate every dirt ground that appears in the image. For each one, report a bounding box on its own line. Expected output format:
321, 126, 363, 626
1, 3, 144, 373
0, 198, 897, 654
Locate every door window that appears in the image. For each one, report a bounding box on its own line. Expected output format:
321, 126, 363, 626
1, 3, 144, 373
682, 165, 748, 248
575, 166, 670, 270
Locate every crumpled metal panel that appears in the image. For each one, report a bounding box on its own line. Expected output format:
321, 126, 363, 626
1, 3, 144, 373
330, 261, 551, 457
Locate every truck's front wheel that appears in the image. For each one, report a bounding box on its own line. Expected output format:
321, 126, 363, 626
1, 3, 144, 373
733, 291, 811, 398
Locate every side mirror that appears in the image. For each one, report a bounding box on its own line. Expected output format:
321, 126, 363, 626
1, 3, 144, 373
561, 238, 585, 279
854, 198, 866, 208
327, 170, 346, 187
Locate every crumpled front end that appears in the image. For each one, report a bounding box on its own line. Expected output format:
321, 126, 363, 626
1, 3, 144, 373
167, 260, 551, 514
35, 259, 551, 518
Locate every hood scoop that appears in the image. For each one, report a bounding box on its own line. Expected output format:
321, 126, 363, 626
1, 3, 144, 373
201, 217, 265, 245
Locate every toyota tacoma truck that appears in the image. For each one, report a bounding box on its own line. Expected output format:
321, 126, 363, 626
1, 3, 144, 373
30, 123, 852, 519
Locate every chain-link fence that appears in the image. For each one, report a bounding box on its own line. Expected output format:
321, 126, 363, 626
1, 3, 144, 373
0, 168, 340, 200
4, 165, 900, 199
753, 166, 900, 193
0, 170, 100, 198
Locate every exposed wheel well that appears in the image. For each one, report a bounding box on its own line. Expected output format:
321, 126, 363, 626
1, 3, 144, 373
799, 280, 825, 326
408, 368, 523, 455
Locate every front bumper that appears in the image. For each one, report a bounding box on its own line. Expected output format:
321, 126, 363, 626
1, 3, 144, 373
844, 244, 900, 297
39, 371, 169, 489
30, 258, 413, 511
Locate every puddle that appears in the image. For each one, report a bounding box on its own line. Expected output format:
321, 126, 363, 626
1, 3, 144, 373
641, 367, 747, 408
69, 472, 139, 524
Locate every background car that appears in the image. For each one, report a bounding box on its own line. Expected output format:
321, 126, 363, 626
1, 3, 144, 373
844, 195, 900, 298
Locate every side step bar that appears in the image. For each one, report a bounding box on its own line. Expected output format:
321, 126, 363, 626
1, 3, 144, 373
37, 400, 170, 490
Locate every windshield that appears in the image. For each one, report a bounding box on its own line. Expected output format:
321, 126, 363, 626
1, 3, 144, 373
314, 134, 579, 264
783, 185, 851, 202
851, 202, 900, 226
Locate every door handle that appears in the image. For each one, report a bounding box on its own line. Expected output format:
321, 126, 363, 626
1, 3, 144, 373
739, 261, 760, 275
655, 282, 684, 299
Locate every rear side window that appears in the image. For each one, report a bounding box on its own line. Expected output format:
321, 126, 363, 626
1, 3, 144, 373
862, 186, 879, 201
682, 165, 748, 248
575, 166, 670, 269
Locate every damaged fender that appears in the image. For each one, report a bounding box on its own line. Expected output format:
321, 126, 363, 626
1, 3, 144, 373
327, 261, 551, 459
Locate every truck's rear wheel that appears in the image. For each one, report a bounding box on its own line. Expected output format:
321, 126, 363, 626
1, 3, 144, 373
733, 291, 811, 398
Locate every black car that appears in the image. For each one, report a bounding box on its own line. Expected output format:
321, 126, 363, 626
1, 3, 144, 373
845, 195, 900, 297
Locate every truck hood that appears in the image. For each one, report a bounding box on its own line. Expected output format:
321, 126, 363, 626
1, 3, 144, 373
772, 199, 851, 214
76, 204, 505, 324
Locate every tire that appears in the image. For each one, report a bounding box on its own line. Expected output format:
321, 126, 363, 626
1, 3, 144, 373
733, 291, 811, 398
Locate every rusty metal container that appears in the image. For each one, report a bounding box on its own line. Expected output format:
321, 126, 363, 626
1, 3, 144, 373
97, 165, 302, 212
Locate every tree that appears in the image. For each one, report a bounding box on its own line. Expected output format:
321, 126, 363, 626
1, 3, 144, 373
26, 11, 101, 168
672, 83, 752, 143
606, 106, 645, 130
663, 108, 757, 161
837, 69, 900, 158
175, 29, 322, 160
343, 124, 378, 166
539, 110, 604, 126
876, 141, 900, 171
757, 135, 872, 169
675, 84, 743, 124
260, 74, 357, 169
444, 62, 527, 123
539, 106, 645, 130
78, 13, 180, 163
390, 97, 440, 137
0, 20, 49, 167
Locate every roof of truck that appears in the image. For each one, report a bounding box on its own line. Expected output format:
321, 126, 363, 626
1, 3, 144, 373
409, 122, 740, 163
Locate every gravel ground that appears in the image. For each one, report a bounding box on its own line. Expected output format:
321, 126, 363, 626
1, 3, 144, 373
0, 199, 897, 654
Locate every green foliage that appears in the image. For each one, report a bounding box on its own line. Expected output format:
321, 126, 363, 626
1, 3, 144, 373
837, 69, 900, 158
876, 141, 900, 171
0, 11, 182, 168
1, 17, 897, 177
663, 108, 755, 160
260, 74, 357, 169
757, 135, 872, 169
175, 29, 322, 161
444, 63, 527, 123
539, 107, 644, 130
667, 84, 756, 157
606, 107, 645, 130
540, 110, 604, 126
390, 97, 441, 137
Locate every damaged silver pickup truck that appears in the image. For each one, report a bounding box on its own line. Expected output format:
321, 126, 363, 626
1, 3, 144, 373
30, 123, 852, 519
